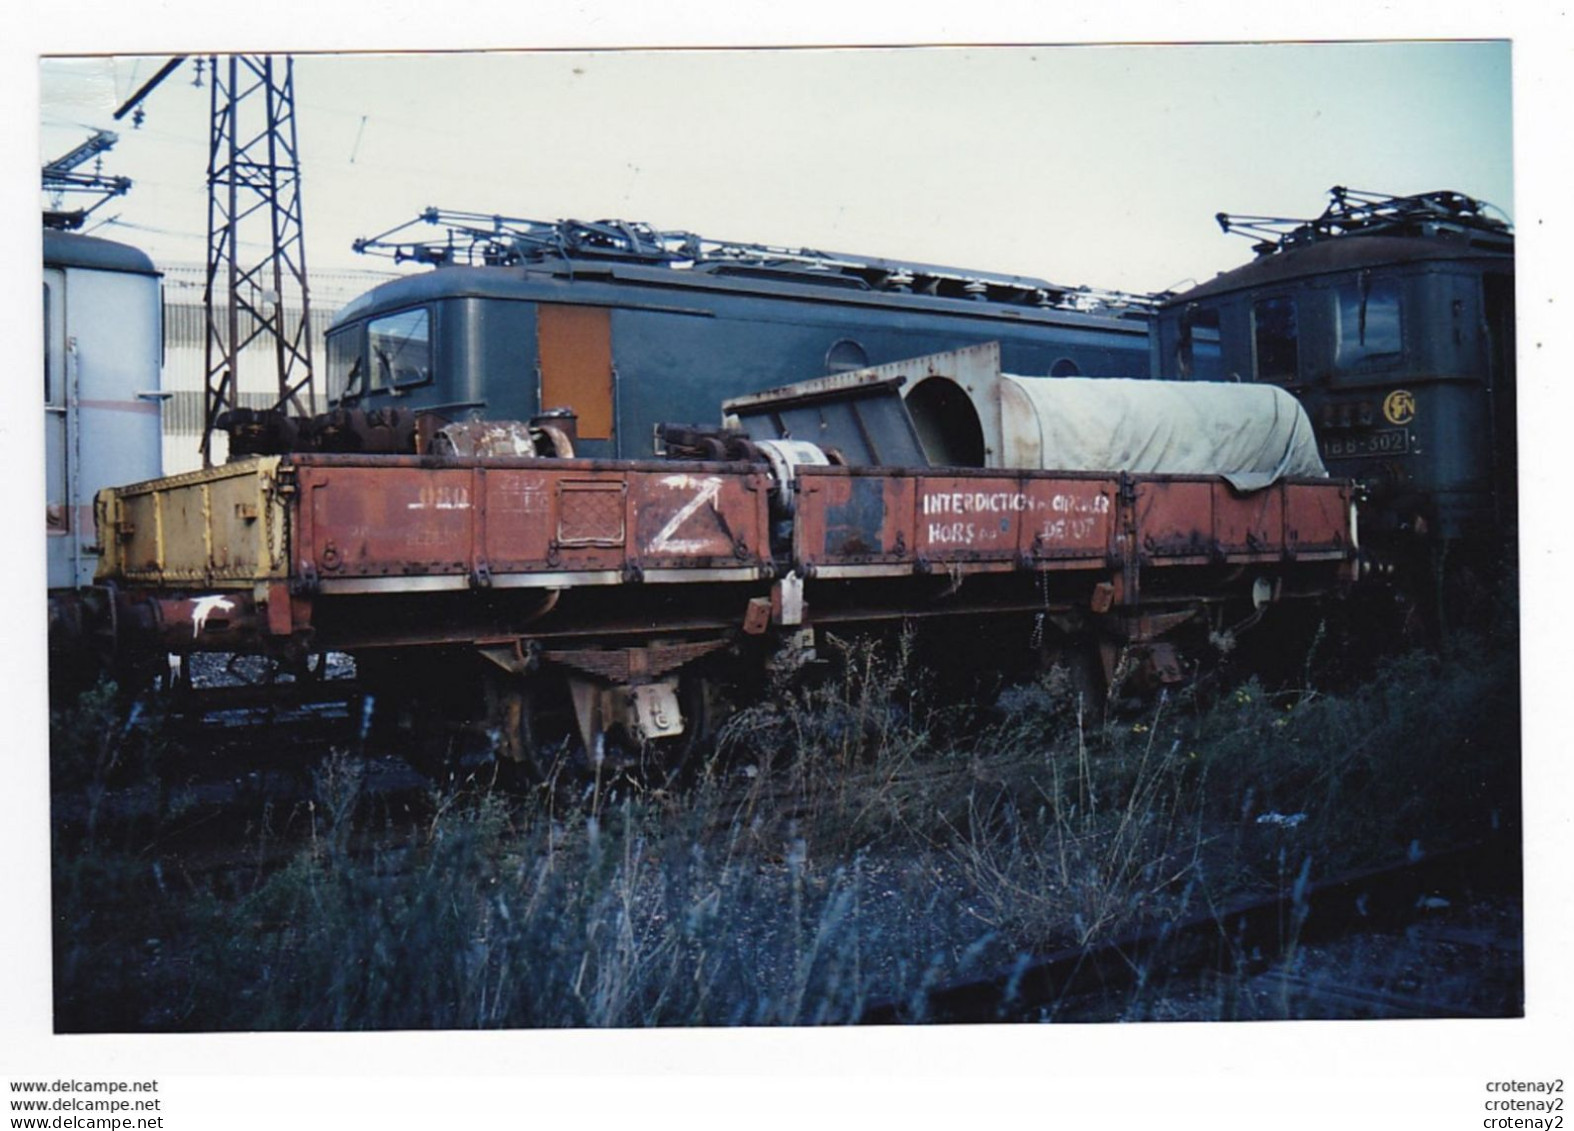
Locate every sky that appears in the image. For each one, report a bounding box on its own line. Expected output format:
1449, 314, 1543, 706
6, 2, 1574, 1126
38, 42, 1513, 293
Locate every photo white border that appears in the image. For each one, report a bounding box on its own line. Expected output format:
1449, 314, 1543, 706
5, 2, 1567, 1123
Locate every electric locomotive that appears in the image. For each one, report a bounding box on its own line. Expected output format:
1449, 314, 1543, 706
317, 211, 1156, 461
1154, 188, 1515, 567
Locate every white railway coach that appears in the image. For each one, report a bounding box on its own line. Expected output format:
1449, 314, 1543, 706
43, 229, 165, 591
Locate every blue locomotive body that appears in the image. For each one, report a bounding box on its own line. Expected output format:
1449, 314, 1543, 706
324, 219, 1154, 461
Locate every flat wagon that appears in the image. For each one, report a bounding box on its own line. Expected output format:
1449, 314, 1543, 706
94, 419, 1355, 779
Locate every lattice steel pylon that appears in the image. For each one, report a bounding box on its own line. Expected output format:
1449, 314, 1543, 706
201, 55, 315, 465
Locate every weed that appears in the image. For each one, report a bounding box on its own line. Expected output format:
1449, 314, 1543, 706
48, 621, 1520, 1030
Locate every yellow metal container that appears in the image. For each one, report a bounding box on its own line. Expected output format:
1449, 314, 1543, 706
94, 457, 289, 588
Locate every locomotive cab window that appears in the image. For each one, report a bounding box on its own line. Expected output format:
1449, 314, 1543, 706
1252, 296, 1299, 383
326, 325, 364, 402
368, 308, 433, 391
1174, 305, 1220, 379
1334, 277, 1403, 370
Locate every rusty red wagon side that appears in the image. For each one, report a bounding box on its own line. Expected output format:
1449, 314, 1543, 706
91, 447, 1354, 779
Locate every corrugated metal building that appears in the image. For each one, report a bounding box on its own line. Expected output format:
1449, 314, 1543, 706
159, 263, 400, 472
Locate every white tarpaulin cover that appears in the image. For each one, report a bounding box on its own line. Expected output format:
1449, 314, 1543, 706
999, 376, 1327, 491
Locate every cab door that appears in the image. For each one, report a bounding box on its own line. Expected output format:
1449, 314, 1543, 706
537, 304, 616, 456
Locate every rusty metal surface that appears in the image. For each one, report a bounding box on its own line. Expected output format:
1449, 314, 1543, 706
1282, 479, 1355, 557
541, 639, 728, 684
148, 593, 260, 650
95, 457, 1352, 594
92, 452, 1356, 659
1133, 477, 1351, 565
794, 465, 1118, 573
290, 458, 772, 585
917, 473, 1116, 564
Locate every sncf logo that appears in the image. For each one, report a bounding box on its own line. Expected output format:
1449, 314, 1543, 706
1382, 389, 1417, 426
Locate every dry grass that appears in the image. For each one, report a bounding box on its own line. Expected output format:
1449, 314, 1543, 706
49, 617, 1520, 1030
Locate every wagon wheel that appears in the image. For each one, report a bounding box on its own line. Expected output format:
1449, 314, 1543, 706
509, 667, 713, 788
640, 671, 712, 784
511, 669, 582, 786
640, 671, 713, 785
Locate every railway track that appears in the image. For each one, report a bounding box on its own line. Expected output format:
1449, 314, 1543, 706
858, 836, 1522, 1024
